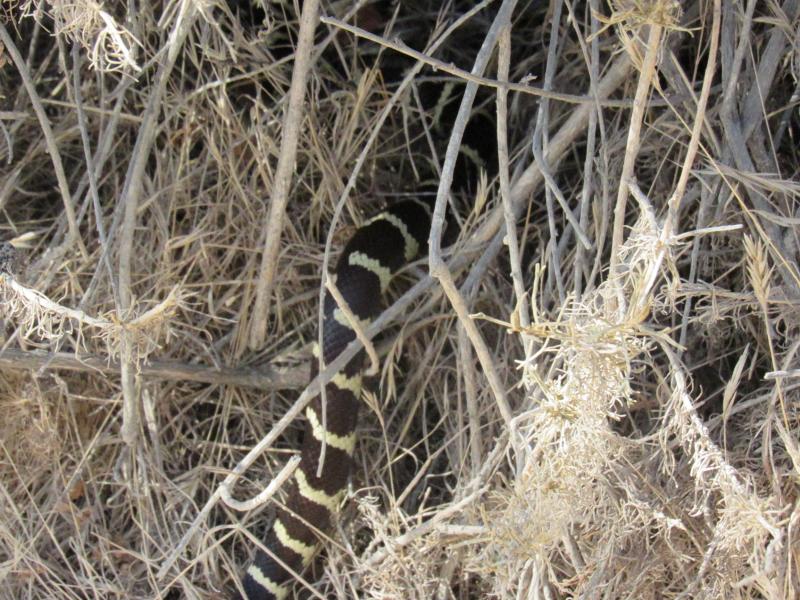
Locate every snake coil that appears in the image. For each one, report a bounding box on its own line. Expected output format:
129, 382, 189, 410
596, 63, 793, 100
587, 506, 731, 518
240, 199, 433, 599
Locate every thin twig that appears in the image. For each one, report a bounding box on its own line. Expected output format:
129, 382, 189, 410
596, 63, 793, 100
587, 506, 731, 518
666, 0, 720, 226
572, 0, 603, 296
428, 0, 518, 428
497, 22, 527, 329
531, 0, 570, 306
608, 24, 664, 300
220, 456, 300, 512
0, 24, 88, 259
457, 324, 482, 477
71, 44, 120, 306
249, 0, 321, 349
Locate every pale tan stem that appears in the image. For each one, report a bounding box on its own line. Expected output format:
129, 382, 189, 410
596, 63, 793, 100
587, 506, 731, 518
249, 0, 321, 349
609, 25, 664, 296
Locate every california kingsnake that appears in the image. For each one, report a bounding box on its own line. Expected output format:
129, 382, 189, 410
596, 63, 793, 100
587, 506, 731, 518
240, 199, 433, 599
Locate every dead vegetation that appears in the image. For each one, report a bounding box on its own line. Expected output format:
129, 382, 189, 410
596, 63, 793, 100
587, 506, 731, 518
0, 0, 799, 598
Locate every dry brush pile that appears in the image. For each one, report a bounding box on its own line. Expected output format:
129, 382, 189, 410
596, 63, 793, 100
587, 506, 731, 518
0, 0, 798, 598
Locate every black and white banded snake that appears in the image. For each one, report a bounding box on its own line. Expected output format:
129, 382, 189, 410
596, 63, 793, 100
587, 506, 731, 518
239, 199, 435, 600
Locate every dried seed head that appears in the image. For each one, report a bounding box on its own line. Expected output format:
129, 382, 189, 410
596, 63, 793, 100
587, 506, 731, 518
610, 0, 683, 29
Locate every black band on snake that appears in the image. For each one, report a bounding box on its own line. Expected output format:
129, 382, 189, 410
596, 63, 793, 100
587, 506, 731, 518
239, 198, 433, 600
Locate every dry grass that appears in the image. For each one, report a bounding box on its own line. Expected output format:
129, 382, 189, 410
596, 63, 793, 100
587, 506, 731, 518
1, 0, 799, 598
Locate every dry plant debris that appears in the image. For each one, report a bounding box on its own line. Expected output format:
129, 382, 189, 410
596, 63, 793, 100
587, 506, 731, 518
0, 1, 799, 598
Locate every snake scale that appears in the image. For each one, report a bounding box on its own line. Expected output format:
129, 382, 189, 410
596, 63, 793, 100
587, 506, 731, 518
239, 199, 434, 599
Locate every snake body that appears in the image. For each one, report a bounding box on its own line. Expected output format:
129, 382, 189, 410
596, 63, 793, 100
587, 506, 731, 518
240, 199, 433, 599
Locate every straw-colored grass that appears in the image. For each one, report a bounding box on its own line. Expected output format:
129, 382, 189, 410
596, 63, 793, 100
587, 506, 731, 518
1, 0, 798, 598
